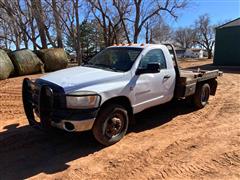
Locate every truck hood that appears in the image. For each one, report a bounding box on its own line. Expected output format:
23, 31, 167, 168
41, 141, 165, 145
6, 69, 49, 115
39, 66, 125, 93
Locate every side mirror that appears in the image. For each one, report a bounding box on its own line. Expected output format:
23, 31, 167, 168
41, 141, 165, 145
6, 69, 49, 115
136, 63, 160, 75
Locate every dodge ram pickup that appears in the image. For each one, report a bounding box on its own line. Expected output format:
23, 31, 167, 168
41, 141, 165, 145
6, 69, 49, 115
22, 44, 222, 146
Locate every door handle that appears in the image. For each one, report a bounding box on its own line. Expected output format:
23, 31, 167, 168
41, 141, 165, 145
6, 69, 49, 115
163, 75, 171, 79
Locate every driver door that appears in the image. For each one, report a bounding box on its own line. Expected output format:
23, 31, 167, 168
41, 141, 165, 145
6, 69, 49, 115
132, 49, 173, 113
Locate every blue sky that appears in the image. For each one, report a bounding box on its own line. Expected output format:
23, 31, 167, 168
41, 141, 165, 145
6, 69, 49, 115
169, 0, 240, 28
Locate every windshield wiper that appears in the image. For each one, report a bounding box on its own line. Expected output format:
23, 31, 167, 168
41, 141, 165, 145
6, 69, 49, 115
94, 64, 123, 72
82, 62, 99, 69
84, 63, 122, 72
83, 61, 94, 66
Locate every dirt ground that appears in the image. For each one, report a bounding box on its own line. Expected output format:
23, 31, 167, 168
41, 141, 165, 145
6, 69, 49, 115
0, 59, 239, 180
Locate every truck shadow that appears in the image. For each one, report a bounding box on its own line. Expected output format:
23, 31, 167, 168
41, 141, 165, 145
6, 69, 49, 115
0, 100, 194, 179
131, 99, 195, 133
0, 125, 102, 179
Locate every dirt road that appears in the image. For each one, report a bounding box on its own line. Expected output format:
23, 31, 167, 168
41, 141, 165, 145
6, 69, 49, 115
0, 60, 239, 179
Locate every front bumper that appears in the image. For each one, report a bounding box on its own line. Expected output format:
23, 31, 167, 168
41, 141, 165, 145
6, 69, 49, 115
51, 119, 95, 132
22, 78, 98, 132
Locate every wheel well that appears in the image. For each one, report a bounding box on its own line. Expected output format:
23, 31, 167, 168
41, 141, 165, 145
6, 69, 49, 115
198, 79, 217, 96
99, 96, 133, 122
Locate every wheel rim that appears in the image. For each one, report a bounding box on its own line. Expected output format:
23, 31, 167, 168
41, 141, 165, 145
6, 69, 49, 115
201, 87, 209, 103
105, 112, 125, 138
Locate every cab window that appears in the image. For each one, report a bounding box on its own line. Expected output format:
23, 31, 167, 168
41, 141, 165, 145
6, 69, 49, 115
139, 49, 167, 69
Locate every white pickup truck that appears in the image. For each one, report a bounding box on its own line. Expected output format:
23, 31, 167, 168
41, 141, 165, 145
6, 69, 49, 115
22, 44, 222, 146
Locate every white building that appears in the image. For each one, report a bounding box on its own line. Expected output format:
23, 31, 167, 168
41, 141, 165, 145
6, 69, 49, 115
184, 49, 204, 58
174, 48, 186, 59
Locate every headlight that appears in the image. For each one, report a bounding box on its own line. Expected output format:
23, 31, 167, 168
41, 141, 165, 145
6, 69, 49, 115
66, 91, 101, 109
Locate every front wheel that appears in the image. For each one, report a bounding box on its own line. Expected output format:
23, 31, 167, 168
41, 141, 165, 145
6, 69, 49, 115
193, 83, 210, 109
92, 104, 129, 146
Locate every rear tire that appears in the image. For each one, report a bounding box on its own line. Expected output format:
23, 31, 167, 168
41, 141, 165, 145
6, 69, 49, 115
92, 104, 129, 146
193, 83, 210, 109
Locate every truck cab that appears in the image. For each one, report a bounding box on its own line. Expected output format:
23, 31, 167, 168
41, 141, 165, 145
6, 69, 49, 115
22, 44, 221, 146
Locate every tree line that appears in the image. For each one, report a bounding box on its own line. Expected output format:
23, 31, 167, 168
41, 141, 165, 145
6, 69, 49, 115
174, 14, 215, 59
0, 0, 215, 64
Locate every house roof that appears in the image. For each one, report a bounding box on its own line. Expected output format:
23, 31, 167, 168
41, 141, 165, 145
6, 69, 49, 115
216, 17, 240, 29
186, 48, 203, 52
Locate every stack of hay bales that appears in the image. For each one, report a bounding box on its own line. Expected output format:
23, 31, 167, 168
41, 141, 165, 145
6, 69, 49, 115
0, 48, 69, 80
36, 48, 68, 72
9, 49, 44, 76
0, 49, 14, 80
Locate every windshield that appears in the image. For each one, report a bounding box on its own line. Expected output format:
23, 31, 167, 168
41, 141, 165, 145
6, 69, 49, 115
84, 47, 142, 72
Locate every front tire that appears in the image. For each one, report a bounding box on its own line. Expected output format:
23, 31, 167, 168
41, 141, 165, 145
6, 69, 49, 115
92, 104, 129, 146
193, 83, 210, 109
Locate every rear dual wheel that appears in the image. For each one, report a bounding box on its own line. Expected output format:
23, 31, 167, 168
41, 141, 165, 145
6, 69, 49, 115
193, 83, 210, 109
92, 104, 129, 146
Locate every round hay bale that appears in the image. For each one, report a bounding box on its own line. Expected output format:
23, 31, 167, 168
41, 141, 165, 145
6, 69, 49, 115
36, 48, 68, 72
10, 49, 43, 76
0, 49, 14, 80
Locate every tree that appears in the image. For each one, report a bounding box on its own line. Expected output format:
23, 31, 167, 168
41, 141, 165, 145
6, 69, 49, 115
66, 20, 104, 60
112, 0, 131, 43
0, 1, 25, 50
195, 14, 215, 59
146, 16, 172, 43
87, 0, 187, 44
174, 27, 196, 48
52, 0, 63, 48
87, 0, 127, 46
0, 0, 190, 62
73, 0, 82, 65
0, 19, 12, 49
131, 0, 187, 43
31, 0, 48, 49
0, 0, 67, 50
